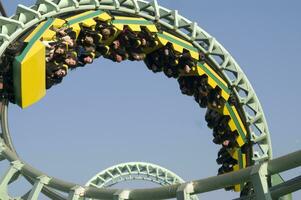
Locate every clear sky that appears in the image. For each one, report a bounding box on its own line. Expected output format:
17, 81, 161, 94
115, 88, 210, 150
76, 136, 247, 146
2, 0, 301, 199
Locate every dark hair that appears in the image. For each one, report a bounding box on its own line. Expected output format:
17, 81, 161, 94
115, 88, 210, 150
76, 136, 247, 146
66, 51, 78, 61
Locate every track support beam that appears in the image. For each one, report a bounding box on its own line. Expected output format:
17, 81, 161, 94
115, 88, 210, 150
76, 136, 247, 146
27, 175, 51, 200
68, 186, 85, 200
114, 190, 131, 200
177, 182, 195, 200
0, 160, 24, 198
250, 162, 272, 200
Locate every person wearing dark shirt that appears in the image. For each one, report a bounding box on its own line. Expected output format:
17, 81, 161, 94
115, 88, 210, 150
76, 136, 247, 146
46, 62, 68, 89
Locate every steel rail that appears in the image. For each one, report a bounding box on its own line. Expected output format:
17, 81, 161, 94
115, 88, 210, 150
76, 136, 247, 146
0, 0, 272, 163
234, 175, 301, 200
85, 162, 199, 200
85, 162, 187, 188
0, 0, 277, 199
0, 99, 67, 200
1, 137, 300, 199
270, 175, 301, 199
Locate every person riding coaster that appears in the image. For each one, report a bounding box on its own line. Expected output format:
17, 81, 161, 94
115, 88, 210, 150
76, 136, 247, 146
46, 62, 68, 89
43, 41, 66, 63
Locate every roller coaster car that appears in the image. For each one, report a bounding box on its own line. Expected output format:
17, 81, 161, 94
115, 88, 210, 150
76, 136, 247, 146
156, 31, 199, 60
112, 16, 158, 33
12, 18, 56, 109
230, 148, 247, 191
65, 10, 112, 40
112, 16, 158, 51
10, 11, 114, 109
183, 62, 231, 101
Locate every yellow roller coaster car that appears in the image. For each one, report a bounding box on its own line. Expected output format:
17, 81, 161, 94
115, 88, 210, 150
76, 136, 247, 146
13, 18, 56, 108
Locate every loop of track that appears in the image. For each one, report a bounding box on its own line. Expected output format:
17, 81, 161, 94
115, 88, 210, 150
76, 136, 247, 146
0, 0, 273, 199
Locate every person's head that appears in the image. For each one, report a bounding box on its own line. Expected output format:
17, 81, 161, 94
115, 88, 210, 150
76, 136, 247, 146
55, 46, 65, 54
84, 56, 93, 64
222, 140, 230, 147
112, 40, 120, 49
114, 54, 123, 62
65, 56, 77, 67
184, 65, 191, 73
85, 45, 96, 53
151, 64, 158, 71
84, 36, 94, 45
54, 68, 67, 78
102, 28, 111, 37
63, 36, 74, 48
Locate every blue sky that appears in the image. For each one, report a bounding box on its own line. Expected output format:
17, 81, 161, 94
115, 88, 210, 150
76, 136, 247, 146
2, 0, 301, 199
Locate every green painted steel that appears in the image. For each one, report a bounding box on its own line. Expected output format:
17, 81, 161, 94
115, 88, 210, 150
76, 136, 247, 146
157, 32, 198, 53
0, 0, 298, 199
271, 174, 293, 200
0, 0, 272, 164
67, 10, 103, 25
198, 62, 231, 94
112, 19, 153, 25
85, 162, 199, 200
0, 135, 300, 199
226, 103, 247, 143
15, 18, 54, 62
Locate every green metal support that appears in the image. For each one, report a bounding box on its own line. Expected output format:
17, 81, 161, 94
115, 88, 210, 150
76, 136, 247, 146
0, 0, 299, 199
176, 182, 195, 200
68, 186, 85, 200
0, 160, 24, 199
27, 175, 51, 200
271, 175, 301, 199
271, 174, 293, 200
113, 190, 131, 200
250, 163, 272, 200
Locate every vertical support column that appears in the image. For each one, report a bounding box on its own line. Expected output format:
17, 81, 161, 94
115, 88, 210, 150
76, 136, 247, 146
130, 0, 140, 14
113, 190, 131, 200
112, 0, 120, 10
0, 160, 24, 198
250, 162, 272, 200
149, 0, 160, 20
67, 186, 85, 200
177, 182, 195, 200
27, 175, 51, 200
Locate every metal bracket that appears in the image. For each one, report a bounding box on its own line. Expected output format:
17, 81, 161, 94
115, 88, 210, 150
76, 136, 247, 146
113, 190, 131, 200
36, 0, 60, 12
0, 160, 24, 198
16, 4, 42, 21
68, 186, 85, 200
0, 138, 5, 155
177, 182, 195, 200
27, 175, 51, 200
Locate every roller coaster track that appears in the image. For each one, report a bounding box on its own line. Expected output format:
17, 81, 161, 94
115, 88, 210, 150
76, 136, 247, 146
85, 162, 199, 200
85, 162, 192, 188
0, 0, 299, 199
